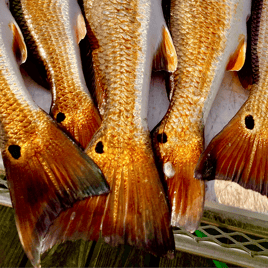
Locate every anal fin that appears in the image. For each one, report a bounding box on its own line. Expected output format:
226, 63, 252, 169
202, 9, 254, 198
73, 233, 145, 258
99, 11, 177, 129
226, 34, 246, 71
75, 13, 87, 44
153, 26, 177, 73
9, 22, 27, 65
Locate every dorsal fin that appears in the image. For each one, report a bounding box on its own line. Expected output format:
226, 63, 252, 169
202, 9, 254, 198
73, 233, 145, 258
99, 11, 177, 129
153, 26, 177, 73
226, 34, 246, 71
9, 22, 27, 65
75, 13, 87, 44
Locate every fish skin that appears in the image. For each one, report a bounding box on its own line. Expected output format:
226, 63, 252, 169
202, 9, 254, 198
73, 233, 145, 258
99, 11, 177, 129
152, 0, 251, 232
0, 2, 109, 266
10, 0, 101, 149
195, 0, 268, 197
42, 0, 176, 258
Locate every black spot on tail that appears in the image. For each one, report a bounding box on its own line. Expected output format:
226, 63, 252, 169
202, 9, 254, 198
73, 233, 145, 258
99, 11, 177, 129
95, 141, 104, 154
245, 115, 254, 130
56, 112, 66, 123
8, 145, 21, 159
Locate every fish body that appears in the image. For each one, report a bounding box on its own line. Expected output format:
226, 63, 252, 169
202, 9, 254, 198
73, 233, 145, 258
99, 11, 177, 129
42, 0, 177, 257
153, 0, 251, 232
195, 0, 268, 197
10, 0, 101, 149
0, 2, 109, 266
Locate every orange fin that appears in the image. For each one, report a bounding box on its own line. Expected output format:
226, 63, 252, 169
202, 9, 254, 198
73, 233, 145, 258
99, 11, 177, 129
9, 22, 27, 64
99, 152, 174, 258
165, 161, 205, 232
226, 34, 246, 71
41, 195, 105, 254
153, 26, 177, 73
43, 130, 175, 258
3, 112, 109, 267
195, 113, 268, 196
75, 13, 87, 44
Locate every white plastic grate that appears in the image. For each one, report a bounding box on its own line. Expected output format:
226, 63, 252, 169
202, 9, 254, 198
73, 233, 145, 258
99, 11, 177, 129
174, 202, 268, 267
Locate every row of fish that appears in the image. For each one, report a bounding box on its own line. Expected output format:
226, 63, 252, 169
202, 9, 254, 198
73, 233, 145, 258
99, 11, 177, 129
1, 0, 265, 266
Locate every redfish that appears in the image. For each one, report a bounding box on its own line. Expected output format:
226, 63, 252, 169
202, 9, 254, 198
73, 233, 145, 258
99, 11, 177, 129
41, 0, 177, 258
10, 0, 101, 149
0, 2, 109, 266
152, 0, 251, 232
195, 0, 268, 197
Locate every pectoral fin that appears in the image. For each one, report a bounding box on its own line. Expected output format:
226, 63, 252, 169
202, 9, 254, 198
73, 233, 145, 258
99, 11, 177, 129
9, 22, 27, 65
153, 26, 177, 73
226, 34, 246, 71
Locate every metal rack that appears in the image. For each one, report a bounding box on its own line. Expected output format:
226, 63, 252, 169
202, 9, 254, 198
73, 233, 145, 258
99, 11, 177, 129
175, 201, 268, 267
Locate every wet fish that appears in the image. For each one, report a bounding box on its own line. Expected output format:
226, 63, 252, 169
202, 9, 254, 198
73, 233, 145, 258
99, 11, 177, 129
0, 2, 109, 266
152, 0, 251, 232
41, 0, 177, 258
10, 0, 101, 149
195, 0, 268, 197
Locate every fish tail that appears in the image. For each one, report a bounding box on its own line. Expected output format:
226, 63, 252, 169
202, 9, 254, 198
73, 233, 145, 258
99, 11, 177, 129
97, 146, 174, 258
4, 111, 109, 266
167, 160, 205, 233
195, 111, 268, 196
43, 134, 175, 258
51, 95, 101, 149
41, 195, 105, 255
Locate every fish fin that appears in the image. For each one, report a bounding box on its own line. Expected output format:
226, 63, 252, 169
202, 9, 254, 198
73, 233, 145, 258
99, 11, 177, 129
226, 34, 246, 71
194, 112, 268, 196
153, 127, 205, 232
75, 13, 87, 44
167, 161, 205, 232
9, 22, 27, 64
42, 131, 175, 258
41, 195, 105, 255
3, 112, 109, 266
153, 26, 177, 73
86, 131, 175, 257
50, 91, 101, 149
99, 150, 174, 258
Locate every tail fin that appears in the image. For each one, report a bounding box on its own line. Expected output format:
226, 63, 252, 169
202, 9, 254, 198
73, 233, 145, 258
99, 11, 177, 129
41, 195, 105, 255
3, 111, 109, 267
152, 126, 205, 232
42, 130, 175, 258
167, 161, 205, 232
195, 111, 268, 196
51, 92, 101, 149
